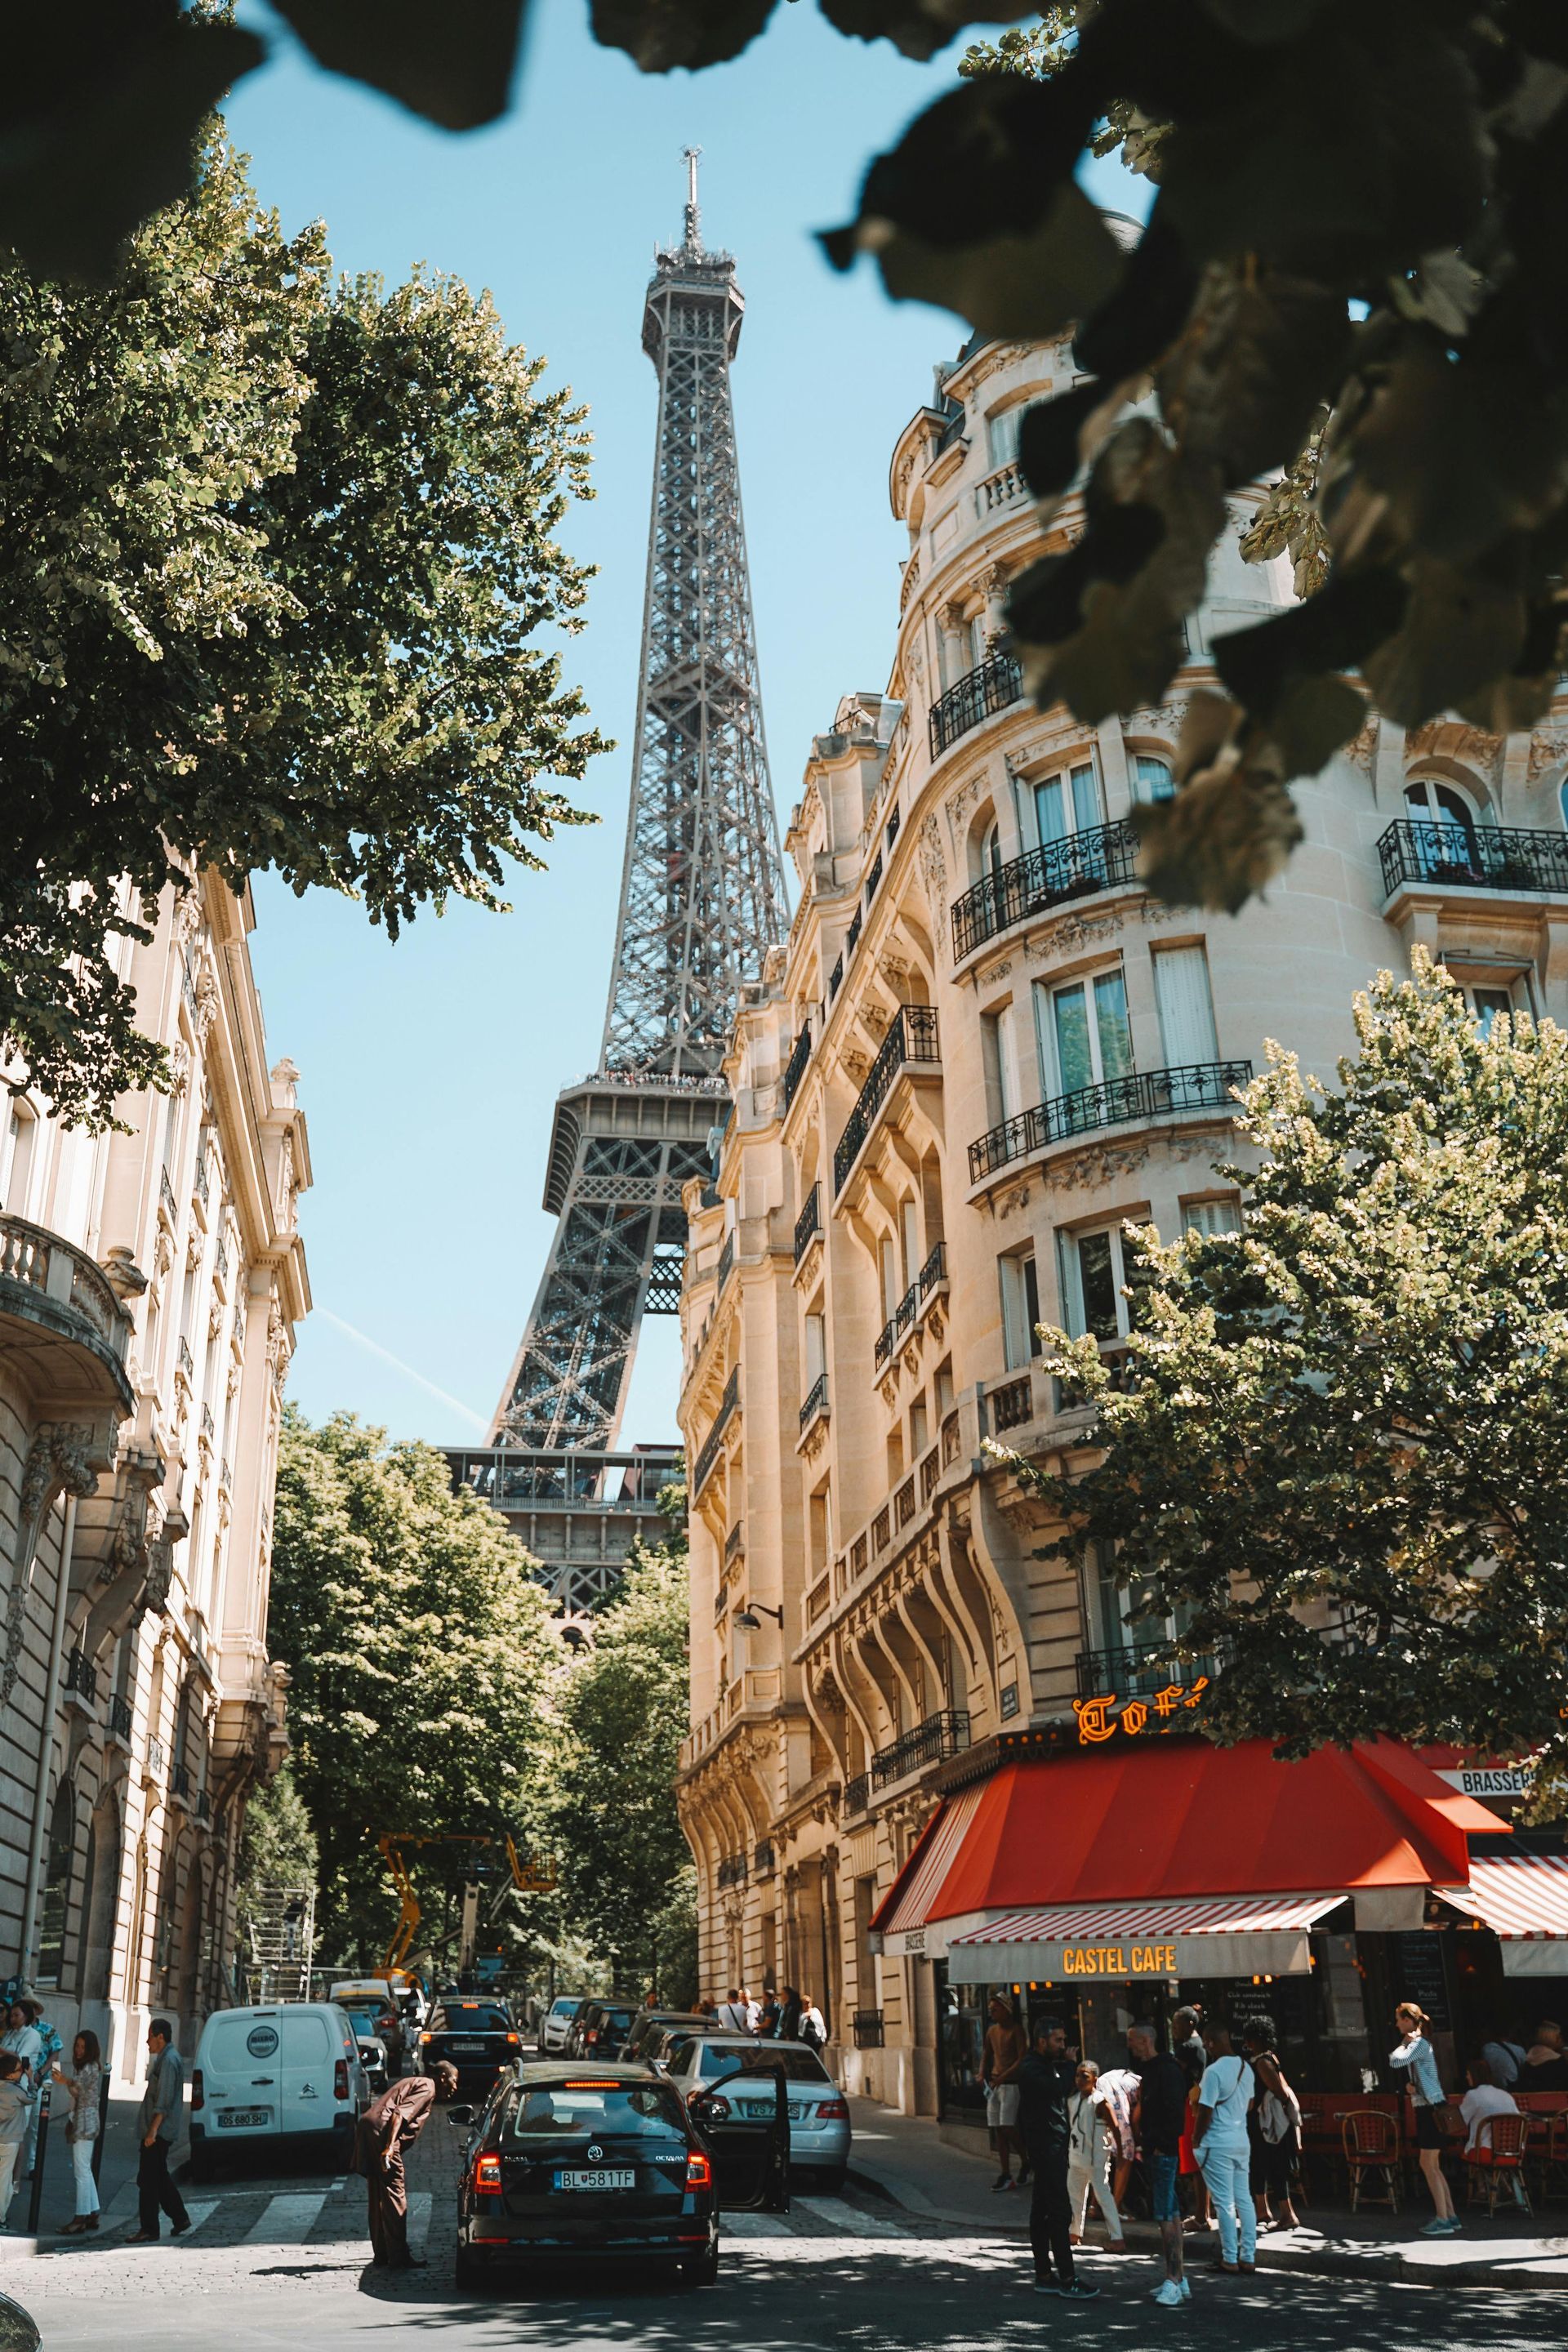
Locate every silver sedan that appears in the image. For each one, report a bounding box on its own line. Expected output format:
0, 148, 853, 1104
665, 2034, 853, 2189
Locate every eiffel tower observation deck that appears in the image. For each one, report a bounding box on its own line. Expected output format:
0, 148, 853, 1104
448, 156, 788, 1621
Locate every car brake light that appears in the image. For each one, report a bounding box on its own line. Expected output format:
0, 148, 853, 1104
191, 2069, 204, 2113
564, 2078, 621, 2090
686, 2151, 712, 2190
335, 2059, 350, 2101
816, 2099, 849, 2120
506, 2032, 519, 2044
420, 2032, 432, 2044
474, 2151, 502, 2194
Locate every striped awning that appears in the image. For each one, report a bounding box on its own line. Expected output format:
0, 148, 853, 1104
946, 1893, 1346, 1983
1438, 1854, 1568, 1977
874, 1784, 987, 1957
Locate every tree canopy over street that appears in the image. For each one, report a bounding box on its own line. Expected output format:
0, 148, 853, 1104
1, 132, 602, 1125
1008, 951, 1568, 1813
8, 7, 1568, 920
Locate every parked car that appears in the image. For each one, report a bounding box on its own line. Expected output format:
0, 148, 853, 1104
639, 2020, 725, 2069
537, 1996, 589, 2056
332, 1998, 392, 2092
449, 2057, 791, 2289
189, 2002, 368, 2181
664, 2036, 851, 2190
568, 2002, 637, 2060
621, 2011, 718, 2067
421, 1998, 523, 2094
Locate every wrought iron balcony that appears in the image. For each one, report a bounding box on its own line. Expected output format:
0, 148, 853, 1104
1378, 818, 1568, 899
716, 1232, 735, 1294
64, 1646, 98, 1704
109, 1694, 133, 1741
794, 1183, 822, 1263
874, 1241, 948, 1370
692, 1367, 739, 1498
833, 1005, 941, 1194
929, 651, 1024, 759
754, 1840, 776, 1873
886, 804, 902, 848
853, 2009, 885, 2049
843, 1771, 870, 1815
951, 820, 1140, 961
716, 1852, 749, 1889
870, 1708, 971, 1790
172, 1762, 191, 1801
724, 1521, 746, 1561
969, 1059, 1253, 1183
1076, 1638, 1219, 1697
828, 951, 844, 1001
782, 1023, 812, 1112
196, 1789, 212, 1823
799, 1372, 829, 1432
865, 849, 883, 902
846, 906, 863, 957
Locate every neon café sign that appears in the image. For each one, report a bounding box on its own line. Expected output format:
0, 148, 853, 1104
1074, 1676, 1209, 1744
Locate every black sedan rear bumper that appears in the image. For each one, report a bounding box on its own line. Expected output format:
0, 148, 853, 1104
462, 2224, 716, 2261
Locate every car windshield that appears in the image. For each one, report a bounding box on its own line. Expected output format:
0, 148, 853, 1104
501, 2084, 687, 2142
697, 2044, 832, 2084
437, 2007, 511, 2033
550, 1999, 579, 2017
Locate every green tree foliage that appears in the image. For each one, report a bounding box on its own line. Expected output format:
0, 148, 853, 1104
1, 133, 603, 1126
234, 1761, 319, 1949
1005, 952, 1568, 1812
551, 1495, 698, 1999
267, 1406, 563, 1967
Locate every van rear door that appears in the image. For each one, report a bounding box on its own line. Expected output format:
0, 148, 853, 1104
277, 2010, 336, 2136
202, 2013, 284, 2140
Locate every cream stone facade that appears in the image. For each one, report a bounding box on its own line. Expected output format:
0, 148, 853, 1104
674, 326, 1568, 2119
0, 871, 310, 2085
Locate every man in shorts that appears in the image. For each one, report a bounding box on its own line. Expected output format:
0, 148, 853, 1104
982, 1995, 1027, 2190
1129, 2023, 1189, 2307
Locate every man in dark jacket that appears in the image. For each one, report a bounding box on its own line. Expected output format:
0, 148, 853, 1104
351, 2060, 458, 2267
1018, 2021, 1098, 2301
1129, 2024, 1189, 2305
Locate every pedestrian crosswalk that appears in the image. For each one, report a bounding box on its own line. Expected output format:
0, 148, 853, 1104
243, 2191, 327, 2243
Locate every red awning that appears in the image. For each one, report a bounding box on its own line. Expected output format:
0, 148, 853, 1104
871, 1737, 1508, 1958
1437, 1855, 1568, 1977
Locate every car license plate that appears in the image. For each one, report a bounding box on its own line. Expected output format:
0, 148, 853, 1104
555, 2168, 635, 2192
217, 2109, 270, 2128
451, 2042, 488, 2054
738, 2100, 805, 2121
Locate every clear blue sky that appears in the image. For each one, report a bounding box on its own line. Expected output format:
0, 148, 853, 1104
224, 4, 1139, 1449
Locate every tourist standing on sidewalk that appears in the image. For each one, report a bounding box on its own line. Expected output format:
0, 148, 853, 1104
127, 2019, 190, 2243
1391, 2001, 1459, 2235
351, 2060, 457, 2268
52, 2032, 104, 2234
1251, 2051, 1302, 2231
1018, 2019, 1098, 2302
981, 1995, 1027, 2193
0, 2004, 42, 2186
1170, 2007, 1211, 2236
1066, 2060, 1126, 2252
1194, 2025, 1257, 2275
776, 1985, 804, 2041
1127, 2025, 1188, 2308
799, 1994, 826, 2050
0, 2054, 28, 2226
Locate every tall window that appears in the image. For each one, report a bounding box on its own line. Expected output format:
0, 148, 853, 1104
1036, 969, 1134, 1100
983, 1005, 1023, 1125
901, 1197, 920, 1286
1405, 777, 1480, 867
987, 406, 1022, 470
804, 1310, 826, 1385
878, 1235, 899, 1322
1152, 944, 1220, 1067
1032, 760, 1102, 845
979, 818, 1004, 882
1058, 1225, 1129, 1343
1134, 754, 1175, 804
999, 1250, 1042, 1370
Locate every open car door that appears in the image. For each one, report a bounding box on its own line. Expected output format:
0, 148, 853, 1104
688, 2063, 790, 2213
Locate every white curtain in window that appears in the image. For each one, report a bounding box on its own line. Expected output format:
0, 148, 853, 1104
999, 1252, 1036, 1370
1152, 945, 1219, 1067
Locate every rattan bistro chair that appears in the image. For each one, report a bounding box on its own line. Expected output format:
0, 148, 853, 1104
1464, 2114, 1533, 2218
1343, 2109, 1401, 2213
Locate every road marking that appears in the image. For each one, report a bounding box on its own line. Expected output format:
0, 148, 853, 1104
724, 2211, 795, 2238
797, 2196, 904, 2236
243, 2190, 328, 2244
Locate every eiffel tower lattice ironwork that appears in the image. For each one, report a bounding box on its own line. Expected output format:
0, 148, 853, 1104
488, 153, 788, 1496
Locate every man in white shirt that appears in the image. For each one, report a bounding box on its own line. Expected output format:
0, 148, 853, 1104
718, 1989, 750, 2034
739, 1986, 762, 2034
1459, 2060, 1521, 2152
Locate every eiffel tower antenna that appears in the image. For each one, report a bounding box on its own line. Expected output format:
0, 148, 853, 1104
479, 157, 788, 1579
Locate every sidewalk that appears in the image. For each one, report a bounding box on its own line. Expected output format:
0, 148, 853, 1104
0, 2088, 189, 2256
844, 2095, 1568, 2286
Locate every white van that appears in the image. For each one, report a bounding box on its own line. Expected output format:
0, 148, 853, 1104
190, 2002, 368, 2180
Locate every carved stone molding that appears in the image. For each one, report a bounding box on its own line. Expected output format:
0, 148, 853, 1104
1527, 727, 1568, 782
918, 814, 947, 929
1023, 909, 1127, 964
1405, 718, 1503, 778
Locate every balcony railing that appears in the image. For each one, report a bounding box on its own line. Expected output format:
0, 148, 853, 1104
172, 1762, 191, 1801
951, 820, 1141, 961
109, 1694, 133, 1741
754, 1840, 776, 1873
989, 1375, 1034, 1433
874, 1241, 948, 1370
843, 1771, 870, 1815
724, 1521, 745, 1562
828, 951, 844, 1001
853, 2009, 885, 2049
886, 804, 902, 849
1378, 818, 1568, 899
692, 1367, 739, 1498
969, 1059, 1253, 1183
1076, 1638, 1219, 1697
782, 1024, 813, 1112
716, 1853, 749, 1889
794, 1183, 822, 1263
799, 1372, 829, 1433
870, 1708, 971, 1791
64, 1646, 98, 1704
716, 1233, 735, 1294
846, 906, 863, 957
865, 849, 883, 902
834, 1006, 940, 1193
196, 1789, 212, 1824
929, 651, 1023, 760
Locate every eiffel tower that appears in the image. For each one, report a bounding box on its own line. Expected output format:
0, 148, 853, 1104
448, 155, 789, 1616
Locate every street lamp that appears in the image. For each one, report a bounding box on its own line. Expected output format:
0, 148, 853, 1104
734, 1601, 784, 1631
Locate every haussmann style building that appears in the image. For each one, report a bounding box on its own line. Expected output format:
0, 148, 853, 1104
1, 871, 310, 2082
674, 321, 1568, 2152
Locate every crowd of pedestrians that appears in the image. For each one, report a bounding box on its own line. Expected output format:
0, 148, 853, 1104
701, 1984, 828, 2047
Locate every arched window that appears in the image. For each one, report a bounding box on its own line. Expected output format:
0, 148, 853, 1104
1405, 778, 1481, 878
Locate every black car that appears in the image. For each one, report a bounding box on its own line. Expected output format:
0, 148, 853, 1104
621, 2010, 716, 2065
421, 1998, 522, 2092
568, 2002, 637, 2060
451, 2057, 789, 2289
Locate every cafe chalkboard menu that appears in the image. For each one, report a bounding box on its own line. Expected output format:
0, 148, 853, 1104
1392, 1931, 1453, 2029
